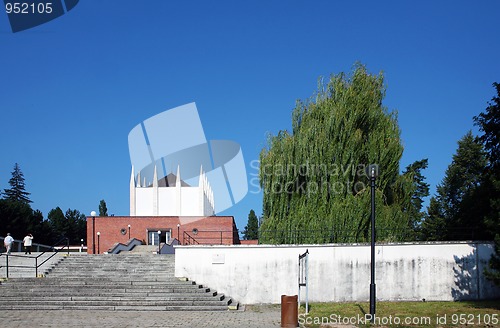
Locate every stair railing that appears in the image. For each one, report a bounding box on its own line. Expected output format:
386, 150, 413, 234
183, 231, 200, 245
0, 237, 69, 278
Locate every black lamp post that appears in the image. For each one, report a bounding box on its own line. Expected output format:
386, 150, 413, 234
157, 230, 161, 254
128, 224, 131, 239
177, 223, 180, 241
368, 164, 378, 323
91, 211, 96, 254
97, 231, 101, 254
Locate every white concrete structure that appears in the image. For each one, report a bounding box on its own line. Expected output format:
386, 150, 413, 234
175, 242, 500, 304
130, 165, 215, 216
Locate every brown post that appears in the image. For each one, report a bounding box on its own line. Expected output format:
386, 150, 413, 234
281, 295, 298, 327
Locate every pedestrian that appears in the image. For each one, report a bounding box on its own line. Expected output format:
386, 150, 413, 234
4, 233, 14, 255
23, 233, 34, 254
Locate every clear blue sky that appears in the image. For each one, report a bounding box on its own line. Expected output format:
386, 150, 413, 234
1, 1, 499, 234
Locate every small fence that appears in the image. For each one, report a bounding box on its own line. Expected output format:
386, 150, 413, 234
182, 230, 238, 245
257, 227, 488, 245
0, 237, 70, 278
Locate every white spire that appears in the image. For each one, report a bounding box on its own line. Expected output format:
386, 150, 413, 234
153, 165, 158, 188
153, 165, 158, 215
130, 166, 136, 216
176, 165, 181, 187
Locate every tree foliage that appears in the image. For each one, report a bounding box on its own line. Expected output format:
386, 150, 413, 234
99, 199, 108, 216
259, 64, 417, 243
484, 234, 500, 286
242, 209, 259, 240
0, 199, 51, 245
474, 82, 500, 286
421, 132, 490, 240
0, 164, 87, 247
3, 163, 31, 204
47, 207, 87, 244
473, 82, 500, 235
402, 159, 430, 227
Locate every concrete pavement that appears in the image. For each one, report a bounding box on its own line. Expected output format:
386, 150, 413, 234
0, 305, 282, 328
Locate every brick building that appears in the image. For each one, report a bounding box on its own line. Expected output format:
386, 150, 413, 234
85, 164, 241, 254
86, 215, 240, 254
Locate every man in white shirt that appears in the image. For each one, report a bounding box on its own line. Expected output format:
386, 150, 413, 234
4, 233, 14, 254
23, 233, 33, 254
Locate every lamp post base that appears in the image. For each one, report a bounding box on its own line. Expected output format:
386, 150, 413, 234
370, 283, 376, 322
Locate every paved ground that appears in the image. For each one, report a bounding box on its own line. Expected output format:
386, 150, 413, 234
0, 305, 282, 328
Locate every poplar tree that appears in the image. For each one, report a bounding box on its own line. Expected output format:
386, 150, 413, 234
99, 199, 108, 216
259, 64, 414, 243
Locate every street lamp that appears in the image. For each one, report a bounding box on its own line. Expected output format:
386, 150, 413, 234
97, 231, 101, 254
157, 230, 161, 254
128, 224, 131, 239
90, 211, 96, 254
368, 164, 379, 323
177, 223, 180, 242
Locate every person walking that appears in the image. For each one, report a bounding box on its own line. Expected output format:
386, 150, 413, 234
23, 233, 34, 254
4, 233, 14, 254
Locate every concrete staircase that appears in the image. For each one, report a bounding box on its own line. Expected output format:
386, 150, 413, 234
0, 253, 235, 311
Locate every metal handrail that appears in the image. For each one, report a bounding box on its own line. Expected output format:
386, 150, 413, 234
0, 237, 69, 278
183, 231, 199, 245
182, 230, 237, 245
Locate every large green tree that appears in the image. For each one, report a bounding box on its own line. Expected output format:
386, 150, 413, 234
422, 132, 490, 240
259, 64, 415, 244
474, 82, 500, 235
3, 163, 31, 204
474, 82, 500, 285
242, 209, 259, 240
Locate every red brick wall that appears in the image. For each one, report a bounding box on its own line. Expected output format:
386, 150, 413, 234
86, 216, 239, 254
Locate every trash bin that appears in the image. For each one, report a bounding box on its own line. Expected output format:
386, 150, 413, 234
281, 294, 298, 327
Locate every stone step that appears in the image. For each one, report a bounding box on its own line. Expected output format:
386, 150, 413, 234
0, 291, 221, 298
0, 299, 231, 307
0, 304, 231, 311
3, 280, 209, 288
0, 294, 226, 301
0, 253, 237, 311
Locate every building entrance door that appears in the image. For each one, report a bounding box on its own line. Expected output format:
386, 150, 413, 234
148, 230, 172, 245
148, 230, 160, 246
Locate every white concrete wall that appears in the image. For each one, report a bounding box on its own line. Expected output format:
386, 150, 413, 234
134, 186, 213, 216
180, 188, 199, 216
158, 188, 178, 215
174, 242, 500, 304
135, 188, 154, 216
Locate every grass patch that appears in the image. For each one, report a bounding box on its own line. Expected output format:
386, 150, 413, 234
299, 301, 500, 327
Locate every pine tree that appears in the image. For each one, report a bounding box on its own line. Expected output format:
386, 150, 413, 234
421, 197, 447, 241
402, 159, 430, 226
242, 209, 259, 240
422, 132, 490, 240
474, 82, 500, 285
3, 163, 31, 204
474, 82, 500, 235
